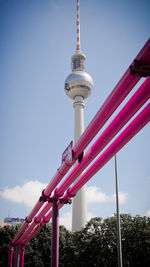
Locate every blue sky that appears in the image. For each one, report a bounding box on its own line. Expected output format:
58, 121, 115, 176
0, 0, 150, 229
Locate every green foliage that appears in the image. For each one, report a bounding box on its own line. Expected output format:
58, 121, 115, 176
1, 214, 150, 266
0, 224, 21, 266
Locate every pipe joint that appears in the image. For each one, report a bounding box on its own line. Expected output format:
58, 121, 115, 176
66, 188, 76, 198
39, 189, 50, 202
34, 217, 41, 224
59, 198, 72, 205
42, 216, 49, 225
54, 188, 63, 198
25, 217, 32, 224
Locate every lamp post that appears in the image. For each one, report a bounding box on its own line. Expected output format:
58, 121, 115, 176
115, 154, 123, 267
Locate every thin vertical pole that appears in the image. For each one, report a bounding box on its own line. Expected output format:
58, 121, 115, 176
19, 245, 25, 267
115, 154, 123, 267
51, 200, 59, 267
8, 246, 13, 267
13, 246, 17, 267
13, 246, 20, 267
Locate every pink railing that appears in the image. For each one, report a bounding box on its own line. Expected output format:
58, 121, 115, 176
9, 39, 150, 267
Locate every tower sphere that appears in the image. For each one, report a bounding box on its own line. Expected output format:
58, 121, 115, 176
65, 52, 94, 100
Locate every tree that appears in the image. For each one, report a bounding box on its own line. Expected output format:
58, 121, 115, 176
1, 214, 150, 266
0, 224, 19, 267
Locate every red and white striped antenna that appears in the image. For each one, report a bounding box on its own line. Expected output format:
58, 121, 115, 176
76, 0, 81, 52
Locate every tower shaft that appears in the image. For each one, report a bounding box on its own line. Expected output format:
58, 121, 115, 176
72, 96, 87, 231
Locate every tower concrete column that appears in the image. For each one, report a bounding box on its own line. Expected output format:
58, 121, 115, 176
72, 96, 87, 231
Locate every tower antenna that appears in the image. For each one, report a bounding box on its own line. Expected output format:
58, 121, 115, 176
76, 0, 81, 52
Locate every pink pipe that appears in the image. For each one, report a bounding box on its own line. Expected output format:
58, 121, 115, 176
65, 104, 150, 198
73, 39, 150, 158
16, 202, 53, 244
8, 246, 13, 267
17, 77, 150, 244
13, 246, 20, 267
12, 39, 150, 245
43, 160, 74, 197
12, 200, 45, 243
12, 161, 74, 243
15, 222, 36, 244
21, 209, 53, 247
22, 212, 52, 243
19, 246, 25, 267
17, 101, 150, 245
12, 222, 28, 244
12, 39, 150, 244
19, 101, 149, 242
55, 77, 150, 197
22, 224, 42, 245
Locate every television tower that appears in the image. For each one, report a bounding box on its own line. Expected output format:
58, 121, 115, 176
65, 0, 94, 231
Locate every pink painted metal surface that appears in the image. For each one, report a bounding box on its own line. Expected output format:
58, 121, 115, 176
12, 222, 28, 244
8, 246, 13, 267
13, 246, 20, 267
55, 77, 150, 197
73, 39, 150, 159
19, 246, 25, 267
51, 201, 59, 267
12, 160, 74, 244
22, 224, 42, 245
16, 222, 36, 245
66, 104, 150, 198
19, 103, 150, 245
11, 39, 150, 249
16, 202, 53, 244
14, 75, 150, 245
44, 160, 73, 197
18, 38, 150, 244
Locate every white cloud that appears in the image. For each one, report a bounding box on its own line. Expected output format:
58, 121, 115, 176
146, 210, 150, 217
0, 181, 47, 208
0, 181, 128, 225
86, 186, 109, 203
0, 181, 128, 209
112, 192, 128, 204
86, 186, 128, 205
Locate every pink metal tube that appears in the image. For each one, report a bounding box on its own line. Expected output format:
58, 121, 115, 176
12, 200, 44, 243
22, 208, 55, 244
18, 99, 149, 246
8, 246, 13, 267
66, 104, 150, 198
12, 39, 150, 244
16, 98, 150, 246
15, 222, 36, 244
21, 210, 54, 253
12, 39, 150, 247
43, 160, 74, 197
16, 76, 150, 244
13, 246, 20, 267
22, 224, 42, 245
19, 246, 25, 267
51, 201, 59, 267
16, 202, 53, 244
73, 39, 150, 158
12, 160, 74, 243
12, 222, 28, 244
55, 77, 150, 197
24, 102, 150, 246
